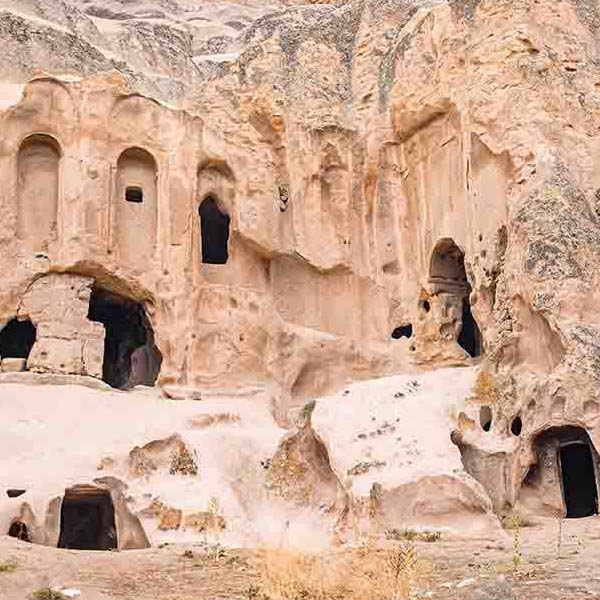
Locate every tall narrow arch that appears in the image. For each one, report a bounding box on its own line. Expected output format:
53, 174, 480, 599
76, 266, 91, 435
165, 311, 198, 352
429, 238, 482, 358
17, 134, 61, 251
199, 195, 230, 265
114, 147, 158, 269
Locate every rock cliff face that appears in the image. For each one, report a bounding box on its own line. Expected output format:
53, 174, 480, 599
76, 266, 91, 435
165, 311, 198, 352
2, 0, 600, 540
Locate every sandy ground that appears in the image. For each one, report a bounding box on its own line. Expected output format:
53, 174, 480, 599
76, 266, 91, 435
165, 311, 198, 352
1, 516, 600, 599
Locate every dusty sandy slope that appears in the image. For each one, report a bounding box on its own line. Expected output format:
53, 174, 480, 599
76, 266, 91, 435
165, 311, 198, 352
1, 517, 600, 599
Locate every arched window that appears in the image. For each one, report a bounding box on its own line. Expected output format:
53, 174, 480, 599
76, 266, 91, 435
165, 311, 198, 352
17, 134, 61, 251
429, 238, 482, 358
199, 196, 230, 265
115, 147, 157, 267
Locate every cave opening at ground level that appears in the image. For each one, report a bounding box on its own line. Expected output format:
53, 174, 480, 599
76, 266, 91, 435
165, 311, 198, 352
524, 426, 599, 519
0, 318, 36, 362
58, 486, 117, 551
87, 286, 162, 390
560, 442, 598, 519
8, 520, 30, 542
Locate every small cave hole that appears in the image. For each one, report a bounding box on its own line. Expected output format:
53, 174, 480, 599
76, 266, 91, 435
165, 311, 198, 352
391, 325, 413, 340
58, 486, 118, 551
511, 416, 523, 436
421, 300, 431, 313
480, 405, 492, 432
125, 186, 144, 203
0, 318, 37, 362
8, 520, 30, 542
88, 286, 162, 390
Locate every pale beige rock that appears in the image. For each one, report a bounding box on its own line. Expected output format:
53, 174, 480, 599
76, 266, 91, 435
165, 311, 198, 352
2, 0, 600, 544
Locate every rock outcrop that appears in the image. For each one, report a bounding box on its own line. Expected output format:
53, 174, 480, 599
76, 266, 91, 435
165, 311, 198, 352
3, 0, 600, 544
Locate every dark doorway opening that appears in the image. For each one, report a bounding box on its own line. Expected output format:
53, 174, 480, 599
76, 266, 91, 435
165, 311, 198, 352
560, 443, 598, 519
458, 300, 482, 358
8, 520, 30, 542
0, 318, 36, 360
200, 196, 230, 265
58, 486, 117, 551
392, 325, 413, 340
429, 238, 483, 358
88, 287, 162, 390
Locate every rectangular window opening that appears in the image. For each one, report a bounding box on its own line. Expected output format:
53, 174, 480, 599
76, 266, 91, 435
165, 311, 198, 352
125, 186, 144, 203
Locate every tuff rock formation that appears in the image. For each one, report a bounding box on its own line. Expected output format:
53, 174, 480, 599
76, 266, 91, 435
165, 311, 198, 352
2, 0, 600, 549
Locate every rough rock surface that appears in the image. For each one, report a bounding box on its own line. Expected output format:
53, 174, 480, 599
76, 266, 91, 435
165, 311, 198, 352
2, 0, 600, 549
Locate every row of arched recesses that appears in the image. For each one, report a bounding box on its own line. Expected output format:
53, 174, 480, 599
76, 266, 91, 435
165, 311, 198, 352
114, 149, 231, 266
15, 136, 231, 265
391, 238, 482, 357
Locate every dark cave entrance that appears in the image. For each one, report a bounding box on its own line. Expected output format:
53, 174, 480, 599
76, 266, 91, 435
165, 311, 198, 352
392, 325, 413, 340
58, 486, 118, 551
429, 238, 482, 358
199, 195, 230, 265
458, 300, 482, 358
8, 520, 30, 542
87, 286, 162, 390
0, 318, 36, 361
560, 442, 598, 519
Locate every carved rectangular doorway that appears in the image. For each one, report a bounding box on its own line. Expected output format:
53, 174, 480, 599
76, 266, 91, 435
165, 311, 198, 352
560, 442, 598, 519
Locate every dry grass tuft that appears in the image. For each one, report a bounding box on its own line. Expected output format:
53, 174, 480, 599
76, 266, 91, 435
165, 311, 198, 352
0, 559, 17, 573
256, 544, 430, 600
472, 370, 499, 405
30, 589, 66, 600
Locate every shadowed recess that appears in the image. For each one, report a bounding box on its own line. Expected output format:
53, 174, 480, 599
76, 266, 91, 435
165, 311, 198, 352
88, 286, 162, 390
199, 195, 230, 265
0, 318, 36, 360
58, 486, 117, 551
